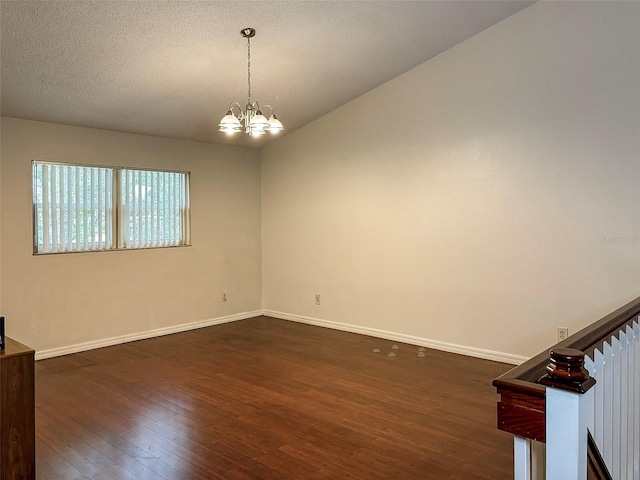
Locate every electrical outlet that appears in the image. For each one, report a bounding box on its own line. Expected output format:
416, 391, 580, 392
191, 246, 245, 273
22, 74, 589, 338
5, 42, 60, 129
222, 292, 227, 302
315, 293, 321, 305
557, 327, 569, 342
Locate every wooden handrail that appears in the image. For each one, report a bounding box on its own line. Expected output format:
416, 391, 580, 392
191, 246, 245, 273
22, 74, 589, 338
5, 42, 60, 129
493, 294, 640, 442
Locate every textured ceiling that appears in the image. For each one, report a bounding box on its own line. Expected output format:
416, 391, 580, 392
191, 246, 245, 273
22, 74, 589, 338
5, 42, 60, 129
0, 0, 534, 149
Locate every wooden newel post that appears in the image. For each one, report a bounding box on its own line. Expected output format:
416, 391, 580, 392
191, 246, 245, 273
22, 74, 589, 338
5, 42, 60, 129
539, 348, 596, 480
540, 348, 596, 392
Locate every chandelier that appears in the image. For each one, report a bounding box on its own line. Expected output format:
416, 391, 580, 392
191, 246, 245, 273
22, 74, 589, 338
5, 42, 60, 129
218, 28, 284, 137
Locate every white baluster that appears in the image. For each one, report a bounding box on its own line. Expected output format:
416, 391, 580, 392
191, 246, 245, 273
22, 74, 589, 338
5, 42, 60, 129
633, 319, 640, 479
514, 436, 532, 480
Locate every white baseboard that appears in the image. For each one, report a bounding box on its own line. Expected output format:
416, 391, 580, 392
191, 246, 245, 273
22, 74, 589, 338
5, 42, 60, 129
262, 310, 527, 365
35, 310, 262, 361
35, 309, 526, 365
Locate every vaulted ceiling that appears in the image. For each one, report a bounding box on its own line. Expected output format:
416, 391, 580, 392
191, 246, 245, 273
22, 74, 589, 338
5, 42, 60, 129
0, 0, 534, 148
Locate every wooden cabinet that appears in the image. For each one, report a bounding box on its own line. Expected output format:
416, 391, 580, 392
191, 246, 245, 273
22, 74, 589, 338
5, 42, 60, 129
0, 337, 35, 480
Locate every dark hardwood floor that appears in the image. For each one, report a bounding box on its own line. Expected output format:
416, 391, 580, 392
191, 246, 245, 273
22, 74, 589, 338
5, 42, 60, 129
35, 316, 514, 479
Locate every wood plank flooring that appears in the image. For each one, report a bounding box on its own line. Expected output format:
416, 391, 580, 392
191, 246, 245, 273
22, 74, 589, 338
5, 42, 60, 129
35, 316, 515, 479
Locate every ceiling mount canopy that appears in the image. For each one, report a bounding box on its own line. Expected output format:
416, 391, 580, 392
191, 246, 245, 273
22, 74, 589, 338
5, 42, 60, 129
241, 27, 255, 38
218, 27, 284, 137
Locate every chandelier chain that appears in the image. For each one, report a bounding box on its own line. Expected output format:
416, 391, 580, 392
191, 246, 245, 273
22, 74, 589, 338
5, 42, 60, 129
247, 35, 251, 105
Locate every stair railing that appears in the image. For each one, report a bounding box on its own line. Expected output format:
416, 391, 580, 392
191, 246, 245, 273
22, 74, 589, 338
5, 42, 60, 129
493, 295, 640, 480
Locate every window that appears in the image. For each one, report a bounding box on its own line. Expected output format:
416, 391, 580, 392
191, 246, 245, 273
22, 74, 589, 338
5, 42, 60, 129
32, 161, 190, 254
120, 169, 190, 249
33, 163, 115, 253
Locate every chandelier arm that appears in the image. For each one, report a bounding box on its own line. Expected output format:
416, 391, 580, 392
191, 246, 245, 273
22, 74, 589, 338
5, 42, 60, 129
228, 102, 243, 121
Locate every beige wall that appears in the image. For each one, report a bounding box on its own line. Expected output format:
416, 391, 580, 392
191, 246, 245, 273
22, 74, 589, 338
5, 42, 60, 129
261, 1, 640, 360
2, 1, 639, 362
0, 118, 262, 354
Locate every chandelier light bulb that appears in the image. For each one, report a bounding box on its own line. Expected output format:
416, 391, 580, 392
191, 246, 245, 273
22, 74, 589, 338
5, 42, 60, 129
249, 111, 270, 129
267, 114, 284, 133
218, 111, 242, 130
221, 126, 242, 135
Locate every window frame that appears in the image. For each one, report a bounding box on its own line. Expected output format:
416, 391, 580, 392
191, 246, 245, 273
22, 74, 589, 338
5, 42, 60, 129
32, 160, 191, 255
